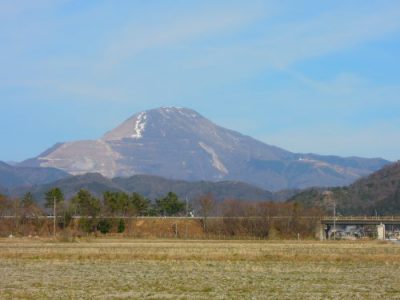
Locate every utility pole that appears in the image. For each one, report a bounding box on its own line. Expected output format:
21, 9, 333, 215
185, 196, 189, 217
323, 191, 336, 240
14, 199, 18, 236
333, 198, 336, 241
53, 196, 56, 238
185, 195, 188, 217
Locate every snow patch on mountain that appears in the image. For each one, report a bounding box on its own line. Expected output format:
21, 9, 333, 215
132, 112, 147, 139
20, 107, 389, 191
177, 108, 198, 118
158, 107, 199, 119
199, 142, 228, 174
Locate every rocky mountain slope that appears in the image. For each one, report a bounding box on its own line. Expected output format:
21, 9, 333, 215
288, 162, 400, 215
20, 107, 389, 191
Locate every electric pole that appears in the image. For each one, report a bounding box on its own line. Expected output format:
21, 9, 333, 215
185, 195, 188, 217
53, 196, 56, 238
323, 191, 336, 240
333, 197, 336, 241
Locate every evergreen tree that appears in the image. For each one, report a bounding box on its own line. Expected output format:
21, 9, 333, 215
103, 191, 131, 216
44, 188, 64, 208
130, 192, 150, 216
97, 219, 112, 234
118, 218, 125, 233
155, 192, 185, 216
73, 189, 101, 233
73, 189, 100, 218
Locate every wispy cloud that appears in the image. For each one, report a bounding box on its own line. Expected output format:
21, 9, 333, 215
100, 4, 266, 69
0, 79, 127, 102
147, 1, 400, 103
1, 1, 400, 160
0, 0, 64, 18
2, 1, 399, 102
261, 3, 400, 68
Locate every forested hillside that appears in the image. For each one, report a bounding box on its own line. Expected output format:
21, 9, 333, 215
288, 162, 400, 215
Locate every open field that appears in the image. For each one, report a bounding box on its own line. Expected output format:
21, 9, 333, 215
0, 239, 400, 299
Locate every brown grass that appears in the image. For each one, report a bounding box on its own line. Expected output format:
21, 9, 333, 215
0, 239, 399, 263
0, 239, 400, 299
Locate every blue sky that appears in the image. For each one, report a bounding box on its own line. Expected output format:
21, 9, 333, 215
1, 0, 400, 161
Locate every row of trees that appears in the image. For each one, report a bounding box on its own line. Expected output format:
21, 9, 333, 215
1, 189, 191, 216
42, 189, 187, 218
0, 189, 188, 235
0, 190, 323, 238
0, 191, 188, 218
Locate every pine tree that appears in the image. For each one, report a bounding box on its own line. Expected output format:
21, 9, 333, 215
118, 218, 125, 233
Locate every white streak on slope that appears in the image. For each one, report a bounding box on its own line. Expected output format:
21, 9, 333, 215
199, 142, 228, 174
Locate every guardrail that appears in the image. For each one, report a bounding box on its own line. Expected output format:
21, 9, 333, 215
321, 216, 400, 221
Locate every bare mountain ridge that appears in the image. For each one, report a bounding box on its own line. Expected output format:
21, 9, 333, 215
20, 107, 389, 191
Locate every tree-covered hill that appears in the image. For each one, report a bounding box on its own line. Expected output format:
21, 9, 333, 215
10, 173, 276, 204
0, 161, 69, 188
288, 162, 400, 215
113, 175, 275, 202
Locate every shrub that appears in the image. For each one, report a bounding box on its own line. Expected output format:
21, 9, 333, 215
97, 219, 112, 234
118, 219, 125, 233
79, 217, 97, 233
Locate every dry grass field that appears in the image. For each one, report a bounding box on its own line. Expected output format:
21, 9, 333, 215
0, 239, 400, 299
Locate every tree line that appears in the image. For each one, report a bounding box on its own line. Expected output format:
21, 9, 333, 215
0, 189, 187, 234
0, 190, 323, 238
0, 189, 187, 217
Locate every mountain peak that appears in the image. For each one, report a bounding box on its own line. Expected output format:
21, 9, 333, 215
155, 107, 202, 119
20, 107, 390, 191
102, 107, 203, 141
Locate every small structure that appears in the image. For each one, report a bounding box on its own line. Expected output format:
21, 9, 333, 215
319, 217, 400, 240
377, 223, 386, 240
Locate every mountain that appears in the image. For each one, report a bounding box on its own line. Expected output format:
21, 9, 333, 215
20, 107, 389, 191
0, 161, 70, 189
288, 162, 400, 215
113, 175, 275, 202
12, 173, 124, 201
11, 173, 276, 204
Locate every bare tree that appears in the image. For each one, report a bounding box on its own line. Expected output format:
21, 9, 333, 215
0, 194, 11, 217
196, 194, 216, 232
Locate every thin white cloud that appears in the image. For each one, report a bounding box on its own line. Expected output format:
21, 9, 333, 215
1, 1, 400, 105
260, 3, 400, 68
282, 70, 366, 95
0, 0, 70, 19
100, 5, 266, 68
0, 79, 127, 103
183, 2, 400, 74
